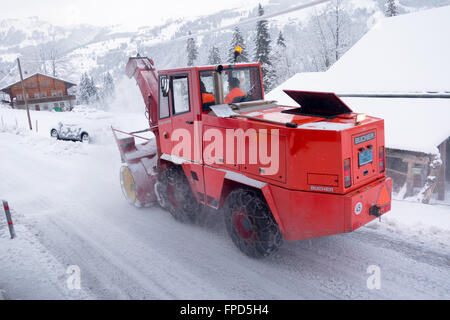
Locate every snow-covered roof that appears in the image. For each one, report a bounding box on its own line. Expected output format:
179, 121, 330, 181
0, 73, 77, 92
267, 6, 450, 154
342, 97, 449, 155
326, 5, 450, 93
269, 5, 450, 95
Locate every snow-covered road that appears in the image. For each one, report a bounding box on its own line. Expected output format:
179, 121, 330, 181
1, 126, 449, 300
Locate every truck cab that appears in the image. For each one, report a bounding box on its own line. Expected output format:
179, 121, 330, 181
155, 63, 264, 159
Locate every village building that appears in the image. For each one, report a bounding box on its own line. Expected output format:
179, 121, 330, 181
267, 6, 450, 203
0, 73, 76, 111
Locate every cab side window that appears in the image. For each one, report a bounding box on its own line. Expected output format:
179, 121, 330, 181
159, 76, 170, 119
171, 75, 190, 115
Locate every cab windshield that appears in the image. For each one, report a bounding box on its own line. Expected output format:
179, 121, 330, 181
199, 66, 263, 109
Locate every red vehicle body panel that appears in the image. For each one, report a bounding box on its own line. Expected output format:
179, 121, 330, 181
264, 177, 392, 241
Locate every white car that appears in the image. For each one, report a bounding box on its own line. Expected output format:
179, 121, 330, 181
50, 122, 90, 143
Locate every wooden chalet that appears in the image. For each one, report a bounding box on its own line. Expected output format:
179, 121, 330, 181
1, 73, 77, 111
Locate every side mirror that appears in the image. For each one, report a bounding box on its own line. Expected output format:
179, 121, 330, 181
160, 76, 170, 97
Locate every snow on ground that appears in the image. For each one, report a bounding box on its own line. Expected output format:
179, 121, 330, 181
366, 201, 450, 248
0, 106, 449, 300
0, 212, 91, 299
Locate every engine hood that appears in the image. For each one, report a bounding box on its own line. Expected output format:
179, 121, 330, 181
283, 90, 353, 118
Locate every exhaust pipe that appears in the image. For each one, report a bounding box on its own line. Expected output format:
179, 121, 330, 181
213, 65, 224, 105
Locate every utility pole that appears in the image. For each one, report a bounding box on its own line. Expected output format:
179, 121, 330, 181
17, 58, 32, 130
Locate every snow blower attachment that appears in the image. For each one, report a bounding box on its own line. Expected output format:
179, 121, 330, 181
112, 127, 158, 208
112, 54, 392, 258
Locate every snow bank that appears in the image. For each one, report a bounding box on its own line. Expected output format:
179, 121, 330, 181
366, 200, 450, 248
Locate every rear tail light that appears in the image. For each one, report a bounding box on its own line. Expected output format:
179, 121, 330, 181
379, 146, 385, 173
344, 158, 352, 188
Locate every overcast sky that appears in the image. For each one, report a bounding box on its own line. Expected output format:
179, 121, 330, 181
1, 0, 262, 28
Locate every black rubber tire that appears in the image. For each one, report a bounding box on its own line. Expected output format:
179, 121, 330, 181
80, 132, 89, 143
154, 180, 168, 209
224, 188, 283, 258
51, 129, 59, 139
157, 166, 201, 223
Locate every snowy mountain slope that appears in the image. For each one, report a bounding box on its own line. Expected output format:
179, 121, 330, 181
0, 0, 449, 90
0, 17, 67, 50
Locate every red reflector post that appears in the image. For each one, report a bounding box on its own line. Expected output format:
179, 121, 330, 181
2, 200, 16, 239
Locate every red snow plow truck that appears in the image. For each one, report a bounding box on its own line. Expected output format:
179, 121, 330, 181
112, 51, 392, 258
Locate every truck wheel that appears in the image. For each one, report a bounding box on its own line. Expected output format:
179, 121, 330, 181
224, 188, 283, 258
158, 166, 201, 223
154, 181, 168, 209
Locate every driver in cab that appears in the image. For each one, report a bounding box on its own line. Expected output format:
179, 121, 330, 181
224, 77, 246, 104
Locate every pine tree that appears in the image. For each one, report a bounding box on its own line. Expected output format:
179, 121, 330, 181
386, 0, 398, 17
78, 73, 91, 105
88, 76, 99, 103
102, 72, 115, 100
186, 31, 198, 66
208, 46, 221, 65
228, 27, 249, 63
78, 73, 99, 105
276, 31, 286, 48
329, 0, 344, 62
271, 30, 291, 88
254, 4, 274, 92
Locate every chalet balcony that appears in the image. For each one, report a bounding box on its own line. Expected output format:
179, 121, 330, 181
14, 95, 76, 106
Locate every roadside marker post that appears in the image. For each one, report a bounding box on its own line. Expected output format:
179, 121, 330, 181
2, 200, 16, 239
